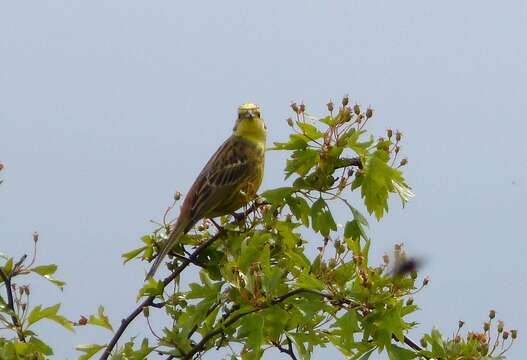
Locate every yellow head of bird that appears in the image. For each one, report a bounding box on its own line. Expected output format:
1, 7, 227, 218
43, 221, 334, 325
233, 103, 267, 145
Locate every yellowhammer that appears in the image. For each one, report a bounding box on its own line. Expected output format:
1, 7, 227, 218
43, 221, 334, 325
146, 103, 266, 278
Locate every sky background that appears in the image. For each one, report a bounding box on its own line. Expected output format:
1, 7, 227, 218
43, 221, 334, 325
1, 1, 526, 359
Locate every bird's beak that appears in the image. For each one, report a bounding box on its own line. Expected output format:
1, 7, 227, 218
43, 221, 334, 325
247, 110, 255, 119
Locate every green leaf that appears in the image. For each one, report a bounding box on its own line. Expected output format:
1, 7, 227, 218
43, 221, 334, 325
296, 273, 325, 290
88, 305, 113, 331
286, 196, 310, 226
271, 134, 310, 150
137, 278, 164, 300
27, 336, 54, 356
31, 264, 57, 276
359, 150, 411, 220
297, 122, 323, 140
261, 187, 294, 205
285, 149, 319, 178
31, 264, 66, 288
387, 344, 416, 360
27, 303, 74, 331
76, 343, 106, 360
121, 246, 147, 264
310, 198, 336, 236
3, 258, 13, 274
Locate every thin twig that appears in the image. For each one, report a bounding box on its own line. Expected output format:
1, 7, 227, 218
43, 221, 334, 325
182, 288, 348, 360
100, 202, 265, 360
0, 269, 25, 342
99, 233, 222, 360
274, 336, 298, 360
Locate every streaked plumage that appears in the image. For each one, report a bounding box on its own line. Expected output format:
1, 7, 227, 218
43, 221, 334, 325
146, 103, 266, 279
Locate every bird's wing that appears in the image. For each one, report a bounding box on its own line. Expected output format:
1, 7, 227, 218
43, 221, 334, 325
187, 136, 256, 223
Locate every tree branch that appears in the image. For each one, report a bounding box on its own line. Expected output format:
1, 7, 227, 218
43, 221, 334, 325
181, 288, 342, 359
99, 201, 265, 360
99, 232, 222, 359
274, 336, 298, 360
334, 157, 363, 170
0, 268, 25, 342
181, 287, 420, 360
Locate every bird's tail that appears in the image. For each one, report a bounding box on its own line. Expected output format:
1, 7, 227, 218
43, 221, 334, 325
145, 220, 187, 279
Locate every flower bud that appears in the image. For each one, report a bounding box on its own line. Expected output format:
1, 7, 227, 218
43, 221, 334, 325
174, 191, 182, 201
353, 104, 361, 115
299, 103, 305, 114
383, 254, 390, 265
143, 306, 150, 317
511, 329, 517, 339
287, 117, 294, 127
21, 303, 26, 312
327, 101, 334, 112
489, 309, 496, 319
79, 315, 88, 326
503, 331, 509, 340
498, 320, 504, 333
396, 131, 402, 141
342, 95, 349, 107
422, 276, 430, 286
290, 102, 299, 113
406, 297, 414, 306
399, 158, 408, 167
484, 322, 491, 332
454, 335, 461, 343
395, 145, 400, 154
33, 231, 39, 242
387, 129, 393, 139
458, 320, 465, 328
366, 107, 373, 118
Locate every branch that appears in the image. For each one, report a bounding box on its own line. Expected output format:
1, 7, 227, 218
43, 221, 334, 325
183, 287, 423, 360
100, 201, 265, 360
99, 232, 222, 359
334, 157, 363, 170
274, 336, 298, 360
0, 268, 25, 342
182, 288, 343, 359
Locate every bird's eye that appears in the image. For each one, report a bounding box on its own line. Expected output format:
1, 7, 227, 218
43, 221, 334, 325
255, 111, 261, 118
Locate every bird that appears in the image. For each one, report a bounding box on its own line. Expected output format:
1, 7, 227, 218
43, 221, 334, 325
146, 103, 267, 279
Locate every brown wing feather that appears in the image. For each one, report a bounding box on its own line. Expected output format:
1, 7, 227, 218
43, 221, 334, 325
180, 135, 261, 227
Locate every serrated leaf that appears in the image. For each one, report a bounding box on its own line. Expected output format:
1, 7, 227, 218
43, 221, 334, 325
27, 303, 74, 331
3, 258, 13, 274
387, 344, 416, 360
76, 343, 106, 360
121, 246, 147, 264
285, 149, 319, 178
296, 273, 325, 290
261, 187, 294, 205
137, 278, 164, 300
88, 305, 113, 331
297, 122, 323, 140
31, 264, 66, 289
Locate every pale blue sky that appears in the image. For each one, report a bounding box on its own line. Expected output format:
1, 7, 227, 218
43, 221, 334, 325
1, 1, 526, 359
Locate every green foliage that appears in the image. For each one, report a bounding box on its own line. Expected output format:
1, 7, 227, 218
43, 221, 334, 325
0, 101, 519, 359
115, 98, 517, 360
